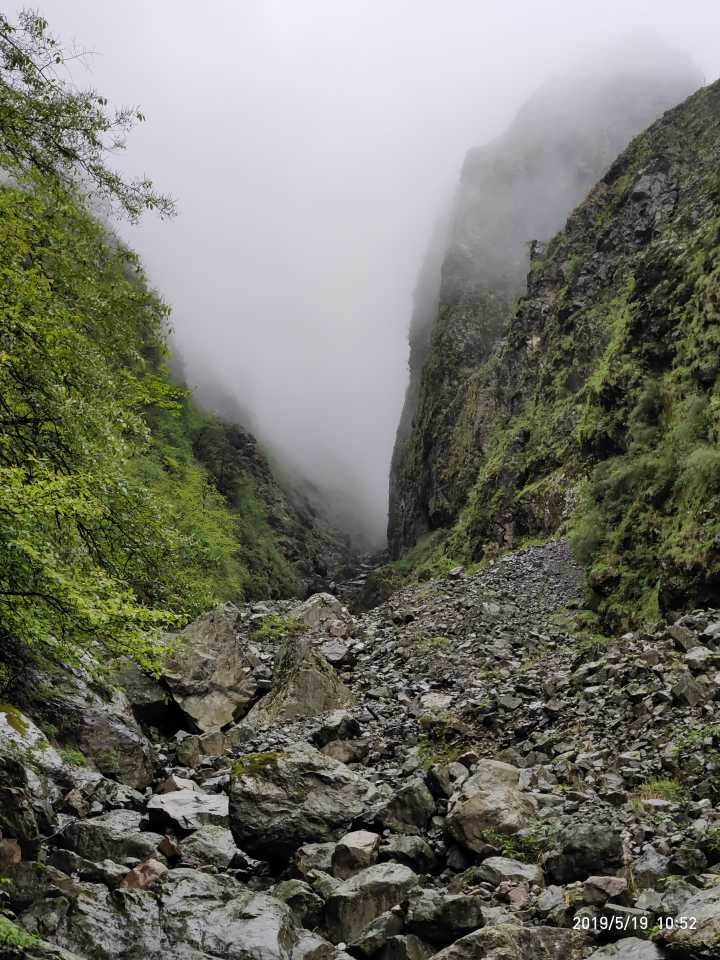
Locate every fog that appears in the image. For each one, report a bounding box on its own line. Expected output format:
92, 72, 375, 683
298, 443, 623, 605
22, 1, 720, 546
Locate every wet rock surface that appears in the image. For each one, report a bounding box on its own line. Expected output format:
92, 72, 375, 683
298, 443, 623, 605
3, 544, 720, 958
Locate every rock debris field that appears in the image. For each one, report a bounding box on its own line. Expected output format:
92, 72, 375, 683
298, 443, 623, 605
3, 540, 720, 959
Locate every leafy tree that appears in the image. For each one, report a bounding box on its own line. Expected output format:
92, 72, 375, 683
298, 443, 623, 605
0, 9, 174, 220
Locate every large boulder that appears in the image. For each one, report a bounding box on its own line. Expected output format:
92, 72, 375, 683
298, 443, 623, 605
294, 593, 353, 636
146, 789, 229, 833
543, 823, 623, 884
19, 867, 305, 960
44, 672, 154, 790
179, 825, 241, 869
405, 890, 484, 947
21, 877, 167, 959
377, 780, 436, 835
445, 760, 537, 853
663, 883, 720, 957
229, 744, 374, 860
161, 870, 301, 960
60, 810, 163, 864
332, 831, 381, 879
243, 637, 354, 729
431, 923, 587, 960
324, 863, 419, 944
476, 857, 544, 888
0, 747, 39, 850
163, 605, 258, 732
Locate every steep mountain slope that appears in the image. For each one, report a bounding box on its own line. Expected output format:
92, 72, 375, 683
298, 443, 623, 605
0, 179, 347, 681
446, 78, 720, 625
389, 60, 700, 558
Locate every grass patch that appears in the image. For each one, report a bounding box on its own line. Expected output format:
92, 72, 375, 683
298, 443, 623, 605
58, 748, 87, 767
251, 613, 306, 643
630, 778, 687, 810
231, 751, 287, 779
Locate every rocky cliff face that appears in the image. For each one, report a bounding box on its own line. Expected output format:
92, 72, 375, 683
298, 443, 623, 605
441, 78, 720, 625
388, 60, 701, 558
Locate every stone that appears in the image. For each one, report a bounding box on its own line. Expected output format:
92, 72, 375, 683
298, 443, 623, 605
163, 604, 259, 732
179, 825, 240, 869
632, 844, 671, 890
427, 763, 469, 799
244, 637, 354, 728
0, 748, 38, 849
272, 879, 325, 927
663, 883, 720, 956
320, 640, 352, 667
229, 744, 373, 860
21, 875, 167, 958
119, 858, 168, 890
405, 889, 484, 946
295, 842, 338, 877
147, 789, 229, 833
378, 836, 439, 874
313, 711, 362, 747
160, 870, 300, 959
295, 593, 352, 636
48, 849, 129, 888
377, 780, 436, 835
583, 876, 629, 905
61, 810, 163, 864
543, 823, 623, 883
671, 670, 708, 707
46, 672, 154, 789
377, 934, 435, 960
332, 831, 381, 879
430, 923, 587, 960
159, 773, 198, 793
446, 760, 537, 852
324, 863, 419, 944
476, 856, 544, 887
350, 911, 405, 957
322, 739, 370, 764
294, 929, 343, 960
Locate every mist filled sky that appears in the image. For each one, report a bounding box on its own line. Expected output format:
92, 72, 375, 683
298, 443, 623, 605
24, 1, 720, 545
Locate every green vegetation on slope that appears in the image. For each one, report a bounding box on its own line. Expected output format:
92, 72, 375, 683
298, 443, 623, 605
441, 83, 720, 627
0, 12, 298, 678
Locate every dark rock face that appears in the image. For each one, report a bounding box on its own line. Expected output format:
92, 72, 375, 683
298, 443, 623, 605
388, 59, 700, 558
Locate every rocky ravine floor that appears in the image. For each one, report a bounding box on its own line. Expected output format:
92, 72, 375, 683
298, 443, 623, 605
3, 540, 720, 959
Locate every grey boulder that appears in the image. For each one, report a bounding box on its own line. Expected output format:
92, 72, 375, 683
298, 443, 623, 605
446, 760, 537, 853
405, 889, 484, 947
229, 744, 374, 860
324, 863, 419, 944
163, 605, 258, 732
147, 789, 229, 833
60, 810, 163, 864
243, 637, 354, 729
430, 923, 587, 960
543, 823, 623, 884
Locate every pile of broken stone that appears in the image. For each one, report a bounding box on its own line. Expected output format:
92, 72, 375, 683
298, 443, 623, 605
2, 542, 720, 959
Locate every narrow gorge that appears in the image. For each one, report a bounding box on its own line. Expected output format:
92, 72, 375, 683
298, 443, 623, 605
3, 9, 720, 960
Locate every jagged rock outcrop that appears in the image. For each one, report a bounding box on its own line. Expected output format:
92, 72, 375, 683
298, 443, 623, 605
388, 55, 701, 558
